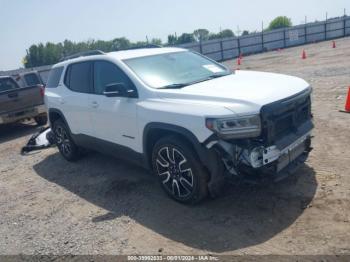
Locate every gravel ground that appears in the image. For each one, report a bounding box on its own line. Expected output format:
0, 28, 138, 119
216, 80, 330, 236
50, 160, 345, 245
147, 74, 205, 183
0, 37, 350, 256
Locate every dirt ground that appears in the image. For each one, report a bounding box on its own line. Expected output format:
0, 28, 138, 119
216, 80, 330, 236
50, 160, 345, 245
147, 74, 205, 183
0, 37, 350, 256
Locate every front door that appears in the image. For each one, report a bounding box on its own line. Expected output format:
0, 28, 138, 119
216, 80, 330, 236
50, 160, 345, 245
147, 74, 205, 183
89, 60, 139, 151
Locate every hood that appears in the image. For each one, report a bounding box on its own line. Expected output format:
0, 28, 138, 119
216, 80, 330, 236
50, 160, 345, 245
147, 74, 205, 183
156, 70, 311, 115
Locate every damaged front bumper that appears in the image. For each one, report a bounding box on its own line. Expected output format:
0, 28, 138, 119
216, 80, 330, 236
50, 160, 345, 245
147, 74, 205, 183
205, 121, 313, 184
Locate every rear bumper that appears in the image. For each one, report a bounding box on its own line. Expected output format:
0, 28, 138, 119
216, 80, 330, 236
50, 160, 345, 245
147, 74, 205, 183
0, 104, 46, 124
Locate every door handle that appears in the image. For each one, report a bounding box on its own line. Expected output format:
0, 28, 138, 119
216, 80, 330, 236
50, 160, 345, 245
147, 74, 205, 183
91, 101, 99, 108
59, 98, 65, 104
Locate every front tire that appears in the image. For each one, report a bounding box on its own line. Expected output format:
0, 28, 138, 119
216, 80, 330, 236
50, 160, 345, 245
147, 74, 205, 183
152, 136, 208, 204
53, 119, 81, 161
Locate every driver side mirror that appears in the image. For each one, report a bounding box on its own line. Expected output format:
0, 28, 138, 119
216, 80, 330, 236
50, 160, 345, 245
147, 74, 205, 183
103, 83, 132, 97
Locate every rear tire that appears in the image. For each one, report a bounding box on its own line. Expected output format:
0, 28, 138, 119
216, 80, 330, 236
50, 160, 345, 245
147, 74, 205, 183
53, 119, 81, 161
152, 135, 208, 204
34, 115, 48, 126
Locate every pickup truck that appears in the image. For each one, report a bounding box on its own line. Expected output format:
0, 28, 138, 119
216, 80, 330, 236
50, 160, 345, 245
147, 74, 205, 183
16, 71, 45, 88
45, 48, 313, 204
0, 76, 47, 126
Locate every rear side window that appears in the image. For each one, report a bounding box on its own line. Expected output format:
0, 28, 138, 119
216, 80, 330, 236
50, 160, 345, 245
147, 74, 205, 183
46, 67, 63, 88
0, 78, 18, 92
24, 73, 41, 86
64, 62, 92, 93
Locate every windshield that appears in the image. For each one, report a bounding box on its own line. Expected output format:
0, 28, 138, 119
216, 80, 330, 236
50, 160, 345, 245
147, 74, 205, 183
123, 51, 231, 89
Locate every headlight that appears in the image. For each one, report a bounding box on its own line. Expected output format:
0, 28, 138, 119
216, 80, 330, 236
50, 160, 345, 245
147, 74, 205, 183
206, 115, 261, 139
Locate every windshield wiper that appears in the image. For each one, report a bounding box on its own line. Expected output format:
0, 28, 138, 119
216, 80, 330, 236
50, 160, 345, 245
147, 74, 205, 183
204, 72, 233, 80
158, 83, 189, 89
207, 73, 231, 79
158, 73, 232, 89
187, 73, 232, 85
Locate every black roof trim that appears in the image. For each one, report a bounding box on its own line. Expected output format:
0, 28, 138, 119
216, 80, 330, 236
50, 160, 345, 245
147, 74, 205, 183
59, 45, 163, 62
60, 50, 105, 62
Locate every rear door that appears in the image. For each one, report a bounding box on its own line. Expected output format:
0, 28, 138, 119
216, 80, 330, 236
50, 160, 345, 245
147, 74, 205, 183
59, 62, 94, 136
0, 77, 43, 114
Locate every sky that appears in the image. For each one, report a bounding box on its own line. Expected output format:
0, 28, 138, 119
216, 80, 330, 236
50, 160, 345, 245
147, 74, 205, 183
0, 0, 348, 71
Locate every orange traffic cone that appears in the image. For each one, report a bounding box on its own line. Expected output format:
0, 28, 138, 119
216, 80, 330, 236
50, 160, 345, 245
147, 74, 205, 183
345, 87, 350, 112
302, 49, 307, 59
237, 57, 241, 66
332, 41, 336, 48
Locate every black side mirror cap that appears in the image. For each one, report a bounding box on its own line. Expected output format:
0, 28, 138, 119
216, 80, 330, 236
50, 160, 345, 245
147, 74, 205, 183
103, 83, 126, 97
103, 82, 138, 98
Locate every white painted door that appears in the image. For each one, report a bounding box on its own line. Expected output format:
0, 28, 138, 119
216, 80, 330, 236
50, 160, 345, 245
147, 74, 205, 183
60, 61, 94, 136
89, 61, 139, 150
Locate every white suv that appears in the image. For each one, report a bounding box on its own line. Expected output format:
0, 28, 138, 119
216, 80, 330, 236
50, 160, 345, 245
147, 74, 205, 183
45, 47, 313, 204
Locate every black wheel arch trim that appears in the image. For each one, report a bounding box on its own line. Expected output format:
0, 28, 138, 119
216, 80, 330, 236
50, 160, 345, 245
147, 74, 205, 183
48, 108, 73, 136
143, 122, 211, 170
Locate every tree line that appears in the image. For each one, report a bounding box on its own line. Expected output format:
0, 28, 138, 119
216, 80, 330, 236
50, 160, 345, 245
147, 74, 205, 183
23, 16, 291, 68
23, 38, 162, 68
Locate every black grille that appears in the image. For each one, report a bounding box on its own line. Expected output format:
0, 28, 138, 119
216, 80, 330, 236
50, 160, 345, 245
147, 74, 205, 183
260, 90, 312, 144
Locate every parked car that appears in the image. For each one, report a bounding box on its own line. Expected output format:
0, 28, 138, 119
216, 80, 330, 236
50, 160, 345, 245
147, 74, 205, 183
45, 48, 313, 204
0, 76, 47, 126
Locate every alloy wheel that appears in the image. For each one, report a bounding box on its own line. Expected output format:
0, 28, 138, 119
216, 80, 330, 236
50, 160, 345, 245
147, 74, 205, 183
155, 146, 194, 198
55, 126, 72, 156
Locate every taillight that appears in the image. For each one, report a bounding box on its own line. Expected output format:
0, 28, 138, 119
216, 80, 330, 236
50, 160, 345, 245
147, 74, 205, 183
39, 84, 45, 97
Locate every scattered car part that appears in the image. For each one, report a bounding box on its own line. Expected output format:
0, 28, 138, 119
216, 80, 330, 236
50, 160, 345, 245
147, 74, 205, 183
21, 127, 55, 155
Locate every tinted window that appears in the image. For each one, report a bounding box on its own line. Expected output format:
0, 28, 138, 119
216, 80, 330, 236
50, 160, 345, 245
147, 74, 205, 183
24, 73, 41, 86
0, 78, 18, 92
47, 67, 64, 88
66, 62, 92, 93
93, 61, 133, 94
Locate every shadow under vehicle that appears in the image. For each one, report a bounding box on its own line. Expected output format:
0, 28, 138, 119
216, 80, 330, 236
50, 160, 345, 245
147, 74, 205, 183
34, 152, 317, 253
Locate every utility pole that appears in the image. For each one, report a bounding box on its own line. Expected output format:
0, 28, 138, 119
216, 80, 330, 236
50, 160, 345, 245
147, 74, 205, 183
325, 13, 328, 41
344, 8, 347, 36
261, 21, 264, 51
219, 26, 223, 60
236, 25, 242, 37
304, 16, 307, 43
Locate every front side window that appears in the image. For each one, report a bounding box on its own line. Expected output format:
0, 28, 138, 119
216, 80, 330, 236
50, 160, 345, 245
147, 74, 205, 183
65, 62, 92, 93
93, 61, 133, 95
0, 78, 18, 92
123, 51, 230, 89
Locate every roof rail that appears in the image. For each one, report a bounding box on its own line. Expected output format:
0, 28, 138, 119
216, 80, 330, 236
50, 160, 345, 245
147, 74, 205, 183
127, 44, 162, 50
60, 50, 105, 62
59, 45, 162, 62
